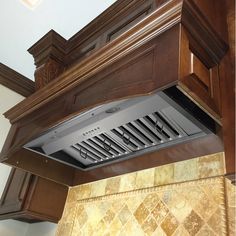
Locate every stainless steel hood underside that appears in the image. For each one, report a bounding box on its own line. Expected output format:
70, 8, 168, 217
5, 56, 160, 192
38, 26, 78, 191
25, 87, 215, 170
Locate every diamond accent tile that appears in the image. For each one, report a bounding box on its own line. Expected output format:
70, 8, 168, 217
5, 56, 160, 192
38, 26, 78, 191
143, 193, 160, 211
196, 224, 216, 236
207, 208, 225, 235
142, 215, 158, 235
118, 205, 132, 225
161, 212, 179, 235
169, 193, 192, 223
134, 202, 149, 224
103, 209, 115, 225
56, 153, 228, 236
173, 225, 190, 236
183, 210, 204, 235
151, 200, 169, 224
194, 193, 218, 221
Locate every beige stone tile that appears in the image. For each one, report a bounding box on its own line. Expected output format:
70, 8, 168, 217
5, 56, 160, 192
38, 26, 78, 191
78, 223, 93, 236
141, 215, 158, 235
112, 198, 126, 213
99, 200, 112, 216
66, 187, 77, 203
143, 193, 160, 211
194, 192, 218, 221
196, 224, 216, 236
90, 179, 107, 197
134, 202, 149, 225
103, 209, 115, 225
200, 184, 224, 205
118, 218, 144, 236
169, 194, 192, 223
183, 210, 204, 235
118, 205, 132, 225
207, 208, 225, 235
154, 164, 174, 186
126, 195, 145, 213
174, 158, 198, 182
135, 168, 155, 189
181, 187, 205, 209
228, 207, 236, 236
157, 189, 173, 205
153, 226, 167, 236
75, 184, 92, 200
105, 177, 121, 194
151, 200, 169, 224
119, 172, 137, 192
74, 206, 88, 228
226, 178, 236, 207
161, 212, 179, 235
198, 152, 225, 178
94, 219, 107, 236
61, 202, 77, 223
109, 217, 123, 235
85, 204, 103, 227
172, 225, 189, 236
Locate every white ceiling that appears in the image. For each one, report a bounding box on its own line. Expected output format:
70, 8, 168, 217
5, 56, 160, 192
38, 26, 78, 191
0, 0, 117, 80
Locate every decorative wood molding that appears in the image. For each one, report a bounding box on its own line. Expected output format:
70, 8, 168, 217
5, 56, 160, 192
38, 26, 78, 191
182, 0, 228, 65
28, 30, 67, 67
3, 0, 187, 122
0, 0, 230, 185
0, 63, 35, 97
4, 0, 228, 122
28, 30, 67, 89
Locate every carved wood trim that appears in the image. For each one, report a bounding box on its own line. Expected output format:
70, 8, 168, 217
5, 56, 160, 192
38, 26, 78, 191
0, 0, 200, 122
0, 63, 35, 97
28, 30, 67, 67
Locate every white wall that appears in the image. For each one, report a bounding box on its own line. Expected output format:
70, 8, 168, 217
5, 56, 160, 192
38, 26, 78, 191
25, 222, 57, 236
0, 85, 57, 236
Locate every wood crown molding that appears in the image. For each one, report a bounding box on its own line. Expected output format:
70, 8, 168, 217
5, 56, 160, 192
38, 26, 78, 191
28, 30, 67, 67
0, 63, 35, 97
182, 0, 228, 65
4, 0, 228, 123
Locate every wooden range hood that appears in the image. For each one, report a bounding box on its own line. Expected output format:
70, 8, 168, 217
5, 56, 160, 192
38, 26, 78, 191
1, 0, 234, 186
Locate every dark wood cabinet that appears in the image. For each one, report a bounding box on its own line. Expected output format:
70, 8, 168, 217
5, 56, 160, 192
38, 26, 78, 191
0, 168, 68, 223
0, 0, 234, 185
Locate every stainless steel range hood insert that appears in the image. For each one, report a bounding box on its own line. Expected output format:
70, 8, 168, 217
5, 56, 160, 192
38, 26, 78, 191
24, 87, 215, 170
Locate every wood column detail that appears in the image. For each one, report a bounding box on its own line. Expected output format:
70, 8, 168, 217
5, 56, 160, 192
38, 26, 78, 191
28, 30, 67, 90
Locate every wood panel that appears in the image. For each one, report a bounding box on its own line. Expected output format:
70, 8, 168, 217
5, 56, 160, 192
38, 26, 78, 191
0, 169, 68, 223
178, 27, 222, 122
0, 169, 32, 214
221, 0, 235, 179
0, 0, 230, 185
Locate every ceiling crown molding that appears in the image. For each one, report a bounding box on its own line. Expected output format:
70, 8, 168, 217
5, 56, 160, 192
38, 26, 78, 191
0, 63, 35, 97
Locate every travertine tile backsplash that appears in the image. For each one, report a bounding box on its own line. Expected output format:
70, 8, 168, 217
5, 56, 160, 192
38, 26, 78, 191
56, 152, 235, 236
